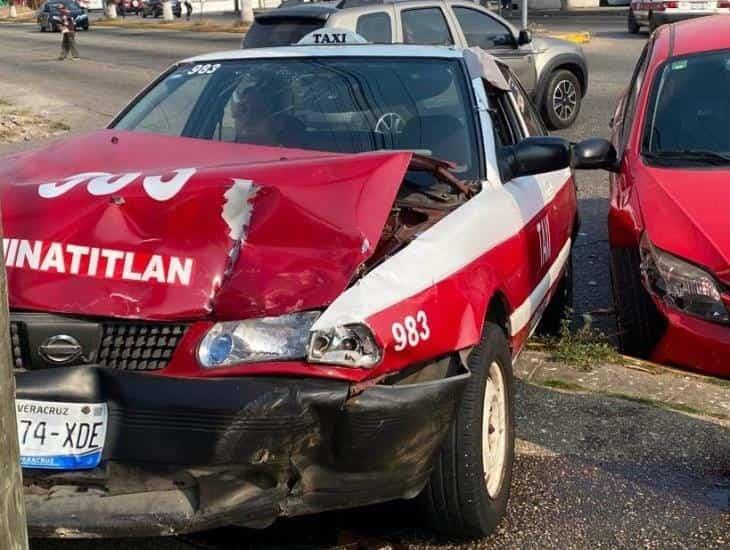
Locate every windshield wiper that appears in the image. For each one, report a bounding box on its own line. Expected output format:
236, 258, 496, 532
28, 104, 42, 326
644, 150, 730, 165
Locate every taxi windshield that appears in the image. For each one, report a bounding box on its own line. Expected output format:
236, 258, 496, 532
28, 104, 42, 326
643, 50, 730, 165
112, 57, 480, 179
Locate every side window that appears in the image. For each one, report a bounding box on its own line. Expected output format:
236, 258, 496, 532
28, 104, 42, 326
507, 72, 547, 136
488, 87, 522, 148
401, 8, 453, 46
452, 7, 514, 49
619, 41, 651, 152
356, 12, 392, 44
132, 72, 210, 137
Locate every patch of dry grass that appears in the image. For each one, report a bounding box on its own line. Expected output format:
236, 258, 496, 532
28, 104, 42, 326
94, 17, 249, 34
0, 6, 36, 22
0, 98, 71, 144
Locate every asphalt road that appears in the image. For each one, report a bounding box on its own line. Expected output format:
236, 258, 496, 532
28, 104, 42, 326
1, 14, 727, 550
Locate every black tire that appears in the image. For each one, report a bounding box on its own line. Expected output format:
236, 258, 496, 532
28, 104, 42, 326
536, 254, 573, 336
610, 247, 664, 357
628, 10, 640, 34
420, 321, 515, 539
39, 22, 46, 32
542, 69, 582, 130
649, 13, 660, 33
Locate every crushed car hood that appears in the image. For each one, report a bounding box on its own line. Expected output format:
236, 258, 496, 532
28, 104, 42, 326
0, 131, 412, 320
639, 165, 730, 284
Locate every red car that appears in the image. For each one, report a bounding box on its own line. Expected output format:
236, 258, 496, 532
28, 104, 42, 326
607, 15, 730, 378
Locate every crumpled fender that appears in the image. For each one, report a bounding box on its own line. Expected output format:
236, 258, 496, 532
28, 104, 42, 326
0, 130, 412, 320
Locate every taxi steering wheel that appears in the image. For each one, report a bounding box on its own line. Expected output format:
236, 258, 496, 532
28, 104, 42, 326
374, 112, 406, 135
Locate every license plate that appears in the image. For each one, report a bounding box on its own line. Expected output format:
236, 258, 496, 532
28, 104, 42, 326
691, 2, 709, 8
16, 399, 108, 470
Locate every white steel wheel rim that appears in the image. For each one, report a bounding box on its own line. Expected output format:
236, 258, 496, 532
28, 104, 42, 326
482, 361, 508, 498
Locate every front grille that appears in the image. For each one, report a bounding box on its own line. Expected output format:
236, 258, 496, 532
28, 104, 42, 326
9, 314, 189, 372
98, 323, 188, 371
10, 321, 26, 369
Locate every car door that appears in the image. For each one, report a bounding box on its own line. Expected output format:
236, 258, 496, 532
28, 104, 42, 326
485, 72, 576, 338
449, 3, 537, 92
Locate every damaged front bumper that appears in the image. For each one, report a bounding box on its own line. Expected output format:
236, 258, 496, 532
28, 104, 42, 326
18, 365, 469, 538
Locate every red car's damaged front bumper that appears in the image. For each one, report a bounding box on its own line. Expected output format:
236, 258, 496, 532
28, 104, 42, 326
19, 362, 469, 538
650, 300, 730, 379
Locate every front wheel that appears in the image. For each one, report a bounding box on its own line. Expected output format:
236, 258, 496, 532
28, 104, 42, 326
542, 69, 582, 129
420, 321, 515, 538
610, 247, 664, 357
628, 10, 640, 34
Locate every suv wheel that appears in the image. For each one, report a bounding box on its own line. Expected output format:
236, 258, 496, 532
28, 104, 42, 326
628, 10, 640, 34
543, 69, 582, 130
420, 321, 515, 538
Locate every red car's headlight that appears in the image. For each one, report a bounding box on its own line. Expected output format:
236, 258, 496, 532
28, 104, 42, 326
640, 233, 729, 324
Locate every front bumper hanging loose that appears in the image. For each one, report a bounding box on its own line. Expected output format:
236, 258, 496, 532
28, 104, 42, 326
17, 365, 469, 538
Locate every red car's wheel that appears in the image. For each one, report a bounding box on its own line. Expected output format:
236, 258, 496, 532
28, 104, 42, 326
610, 247, 664, 357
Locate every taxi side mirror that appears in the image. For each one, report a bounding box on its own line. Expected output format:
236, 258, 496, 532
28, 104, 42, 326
572, 138, 619, 172
500, 137, 571, 180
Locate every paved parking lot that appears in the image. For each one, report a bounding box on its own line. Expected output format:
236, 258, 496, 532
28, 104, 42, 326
0, 14, 727, 549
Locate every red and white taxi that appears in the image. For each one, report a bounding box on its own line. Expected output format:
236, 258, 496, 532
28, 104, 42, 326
607, 16, 730, 378
1, 36, 606, 538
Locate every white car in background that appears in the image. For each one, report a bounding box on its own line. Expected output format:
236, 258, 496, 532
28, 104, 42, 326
628, 0, 730, 33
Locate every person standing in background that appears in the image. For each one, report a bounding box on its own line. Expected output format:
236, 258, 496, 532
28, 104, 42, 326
184, 0, 193, 20
57, 5, 80, 61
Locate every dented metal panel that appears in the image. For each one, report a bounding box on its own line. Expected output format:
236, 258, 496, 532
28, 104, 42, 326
0, 130, 411, 321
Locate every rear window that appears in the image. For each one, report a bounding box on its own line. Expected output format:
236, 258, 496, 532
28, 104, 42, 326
356, 12, 392, 44
642, 49, 730, 165
401, 8, 453, 46
242, 18, 323, 48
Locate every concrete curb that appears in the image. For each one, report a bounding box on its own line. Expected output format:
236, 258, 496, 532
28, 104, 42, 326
516, 350, 730, 422
544, 31, 592, 44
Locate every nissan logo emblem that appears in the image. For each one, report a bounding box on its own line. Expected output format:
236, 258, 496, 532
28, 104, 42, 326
39, 334, 83, 365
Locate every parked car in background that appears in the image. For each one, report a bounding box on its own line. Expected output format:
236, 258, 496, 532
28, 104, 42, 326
628, 0, 730, 33
242, 0, 589, 129
37, 0, 90, 31
606, 16, 730, 378
142, 0, 182, 17
118, 0, 144, 15
0, 32, 610, 538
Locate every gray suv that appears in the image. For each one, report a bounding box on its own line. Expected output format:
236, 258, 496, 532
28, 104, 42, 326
243, 0, 588, 129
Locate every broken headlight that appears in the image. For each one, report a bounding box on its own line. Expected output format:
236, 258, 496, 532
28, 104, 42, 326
198, 312, 320, 368
308, 325, 381, 368
640, 233, 729, 323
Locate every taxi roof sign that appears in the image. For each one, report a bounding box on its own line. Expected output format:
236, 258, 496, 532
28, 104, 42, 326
297, 28, 369, 46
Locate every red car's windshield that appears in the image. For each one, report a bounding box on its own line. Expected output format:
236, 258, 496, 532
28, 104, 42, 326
643, 49, 730, 165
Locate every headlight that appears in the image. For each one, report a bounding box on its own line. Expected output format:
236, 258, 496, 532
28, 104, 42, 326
198, 312, 382, 369
198, 312, 319, 368
640, 233, 728, 323
308, 325, 381, 368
